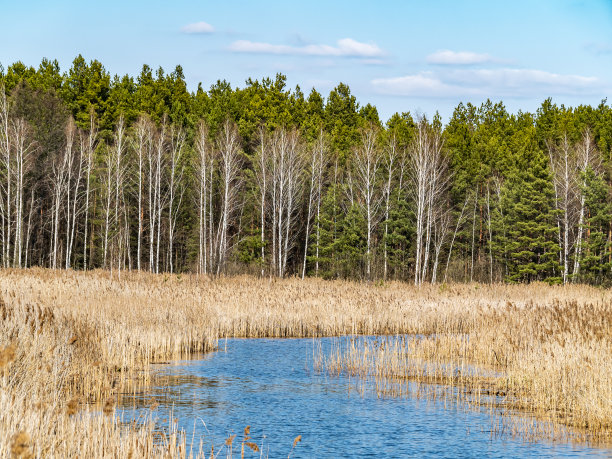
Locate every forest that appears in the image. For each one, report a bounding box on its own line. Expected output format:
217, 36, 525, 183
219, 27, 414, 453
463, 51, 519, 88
1, 55, 612, 284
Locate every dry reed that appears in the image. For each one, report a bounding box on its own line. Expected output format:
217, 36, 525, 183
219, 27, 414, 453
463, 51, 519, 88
318, 298, 612, 445
1, 267, 610, 456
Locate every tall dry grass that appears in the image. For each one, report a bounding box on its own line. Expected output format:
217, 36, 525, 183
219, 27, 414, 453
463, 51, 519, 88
319, 298, 612, 444
1, 268, 611, 456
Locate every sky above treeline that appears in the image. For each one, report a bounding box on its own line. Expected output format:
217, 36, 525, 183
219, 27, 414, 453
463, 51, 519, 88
1, 0, 611, 123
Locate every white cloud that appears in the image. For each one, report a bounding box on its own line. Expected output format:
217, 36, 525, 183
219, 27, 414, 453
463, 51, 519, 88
372, 73, 457, 97
181, 21, 214, 34
335, 38, 384, 58
372, 68, 604, 98
228, 38, 385, 58
427, 50, 493, 65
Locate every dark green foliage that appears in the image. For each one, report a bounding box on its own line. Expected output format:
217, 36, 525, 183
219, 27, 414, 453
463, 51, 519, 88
2, 55, 612, 284
578, 168, 612, 284
495, 147, 560, 283
325, 83, 360, 164
383, 188, 414, 278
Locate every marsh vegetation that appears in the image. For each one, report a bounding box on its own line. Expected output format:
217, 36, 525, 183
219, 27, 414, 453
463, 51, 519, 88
1, 269, 611, 457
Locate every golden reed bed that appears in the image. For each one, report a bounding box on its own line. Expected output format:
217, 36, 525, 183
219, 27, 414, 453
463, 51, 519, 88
0, 268, 610, 457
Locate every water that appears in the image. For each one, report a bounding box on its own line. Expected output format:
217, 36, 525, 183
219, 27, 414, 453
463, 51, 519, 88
119, 337, 611, 458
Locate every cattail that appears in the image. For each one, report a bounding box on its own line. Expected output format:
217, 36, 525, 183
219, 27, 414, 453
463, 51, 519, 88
103, 397, 115, 415
0, 343, 16, 369
66, 397, 79, 415
10, 431, 33, 459
292, 435, 302, 447
225, 434, 236, 446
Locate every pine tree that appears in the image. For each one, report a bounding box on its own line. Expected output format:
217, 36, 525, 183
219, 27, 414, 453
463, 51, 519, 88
495, 146, 560, 283
384, 187, 414, 280
578, 167, 612, 284
312, 183, 341, 279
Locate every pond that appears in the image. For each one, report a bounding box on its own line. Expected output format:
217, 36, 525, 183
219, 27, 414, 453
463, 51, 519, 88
119, 337, 610, 458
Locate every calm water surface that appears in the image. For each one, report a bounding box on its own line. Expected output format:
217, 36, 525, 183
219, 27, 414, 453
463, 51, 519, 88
119, 337, 611, 458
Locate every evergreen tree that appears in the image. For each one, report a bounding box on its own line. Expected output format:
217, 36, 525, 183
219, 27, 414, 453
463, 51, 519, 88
384, 187, 414, 279
61, 56, 111, 131
495, 146, 560, 283
578, 167, 612, 284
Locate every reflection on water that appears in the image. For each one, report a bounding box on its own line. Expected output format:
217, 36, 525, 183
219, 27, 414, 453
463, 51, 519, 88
118, 337, 610, 458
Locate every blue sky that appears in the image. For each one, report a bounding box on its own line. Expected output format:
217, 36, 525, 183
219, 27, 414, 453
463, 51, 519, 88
1, 0, 611, 122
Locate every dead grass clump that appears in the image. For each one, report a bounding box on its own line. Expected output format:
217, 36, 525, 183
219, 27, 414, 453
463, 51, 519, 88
319, 298, 612, 444
0, 342, 16, 369
0, 269, 220, 458
10, 431, 33, 459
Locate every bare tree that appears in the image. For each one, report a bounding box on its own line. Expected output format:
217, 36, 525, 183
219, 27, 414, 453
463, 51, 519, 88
431, 201, 451, 284
410, 121, 428, 285
24, 187, 36, 268
0, 86, 12, 267
443, 194, 470, 283
485, 181, 494, 283
102, 115, 127, 271
572, 129, 600, 280
254, 127, 269, 277
114, 117, 128, 273
50, 120, 75, 269
382, 134, 399, 280
82, 111, 97, 271
269, 128, 303, 277
147, 120, 167, 273
409, 118, 449, 285
548, 134, 576, 284
214, 119, 242, 275
133, 116, 153, 272
195, 120, 212, 275
469, 184, 478, 282
10, 118, 35, 267
313, 135, 327, 277
302, 129, 327, 279
352, 126, 383, 280
167, 125, 185, 273
64, 118, 86, 269
548, 129, 601, 283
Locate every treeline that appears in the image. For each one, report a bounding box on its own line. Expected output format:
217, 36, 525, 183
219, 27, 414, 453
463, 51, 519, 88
1, 56, 611, 284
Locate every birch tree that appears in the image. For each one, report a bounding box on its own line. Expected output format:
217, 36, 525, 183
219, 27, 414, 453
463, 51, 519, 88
572, 129, 599, 280
195, 120, 212, 275
147, 120, 166, 273
64, 118, 86, 269
215, 119, 242, 275
50, 120, 75, 269
102, 115, 127, 271
254, 127, 269, 277
302, 129, 327, 279
10, 118, 35, 268
133, 116, 153, 272
82, 111, 97, 271
269, 128, 303, 277
167, 125, 185, 273
410, 118, 448, 285
382, 135, 398, 280
0, 86, 11, 267
548, 134, 576, 284
352, 126, 382, 280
